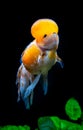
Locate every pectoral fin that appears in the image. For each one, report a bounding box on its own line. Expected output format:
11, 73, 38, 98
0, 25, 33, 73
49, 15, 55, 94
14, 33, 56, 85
56, 54, 64, 68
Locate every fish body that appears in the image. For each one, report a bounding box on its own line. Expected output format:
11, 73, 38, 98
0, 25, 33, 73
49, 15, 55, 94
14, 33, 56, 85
16, 18, 63, 109
21, 38, 58, 75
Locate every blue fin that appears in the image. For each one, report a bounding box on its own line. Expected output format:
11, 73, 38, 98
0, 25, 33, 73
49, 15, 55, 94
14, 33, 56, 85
30, 91, 34, 105
56, 55, 64, 68
23, 92, 34, 109
57, 60, 64, 68
24, 97, 30, 109
42, 74, 48, 95
19, 57, 22, 64
17, 91, 21, 102
24, 74, 41, 99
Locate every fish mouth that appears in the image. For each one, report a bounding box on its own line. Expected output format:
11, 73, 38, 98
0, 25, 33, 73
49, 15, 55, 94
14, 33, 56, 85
38, 39, 59, 51
38, 43, 58, 51
36, 33, 59, 51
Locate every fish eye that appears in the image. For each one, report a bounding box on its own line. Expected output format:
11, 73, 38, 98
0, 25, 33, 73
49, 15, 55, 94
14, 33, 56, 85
43, 34, 47, 38
53, 32, 56, 34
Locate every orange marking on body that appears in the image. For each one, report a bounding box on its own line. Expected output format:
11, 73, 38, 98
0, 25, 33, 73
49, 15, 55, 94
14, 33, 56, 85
22, 44, 41, 67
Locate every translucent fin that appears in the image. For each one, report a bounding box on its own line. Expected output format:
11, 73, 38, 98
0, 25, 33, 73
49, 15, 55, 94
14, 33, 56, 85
24, 74, 41, 99
20, 86, 26, 96
57, 59, 64, 68
23, 91, 34, 109
24, 97, 30, 109
30, 91, 34, 105
56, 55, 64, 68
17, 90, 21, 102
42, 74, 48, 95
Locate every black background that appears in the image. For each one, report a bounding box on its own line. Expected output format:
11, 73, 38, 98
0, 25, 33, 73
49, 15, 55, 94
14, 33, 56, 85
0, 2, 83, 129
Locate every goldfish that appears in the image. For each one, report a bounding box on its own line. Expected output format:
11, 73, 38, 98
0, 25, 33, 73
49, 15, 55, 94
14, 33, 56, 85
16, 18, 64, 109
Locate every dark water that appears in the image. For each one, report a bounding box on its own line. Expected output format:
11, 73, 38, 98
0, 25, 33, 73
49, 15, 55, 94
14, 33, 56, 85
0, 6, 83, 129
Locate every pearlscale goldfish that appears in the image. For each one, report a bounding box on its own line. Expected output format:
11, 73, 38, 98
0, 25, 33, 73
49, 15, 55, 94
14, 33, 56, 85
16, 18, 64, 109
